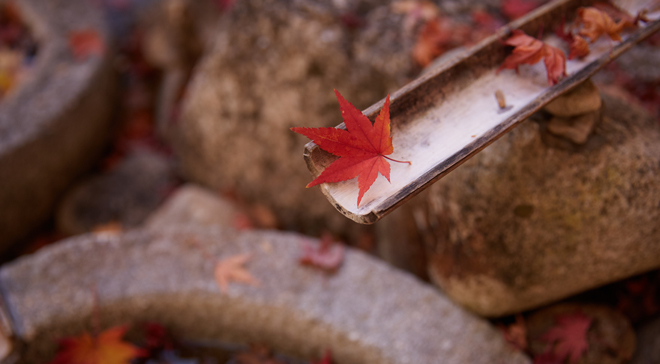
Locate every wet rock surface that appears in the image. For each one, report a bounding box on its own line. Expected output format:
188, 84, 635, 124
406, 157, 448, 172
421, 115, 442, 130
0, 0, 116, 252
0, 227, 530, 364
377, 90, 660, 316
56, 150, 175, 235
171, 0, 416, 235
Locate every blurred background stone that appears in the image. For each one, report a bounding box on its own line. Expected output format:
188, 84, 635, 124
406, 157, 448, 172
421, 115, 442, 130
56, 149, 175, 235
0, 227, 530, 364
170, 0, 416, 238
0, 0, 116, 253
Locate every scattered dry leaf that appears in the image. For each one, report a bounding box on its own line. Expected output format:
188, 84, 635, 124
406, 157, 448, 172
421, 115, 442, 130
214, 253, 260, 293
300, 233, 346, 272
69, 29, 105, 60
577, 7, 634, 42
540, 312, 592, 364
411, 17, 453, 66
49, 325, 145, 364
568, 34, 590, 59
292, 90, 409, 207
498, 30, 566, 85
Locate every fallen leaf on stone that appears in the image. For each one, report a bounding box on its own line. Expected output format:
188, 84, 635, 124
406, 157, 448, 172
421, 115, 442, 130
214, 253, 260, 293
497, 30, 566, 85
69, 29, 105, 60
49, 325, 145, 364
577, 7, 634, 42
300, 233, 346, 272
291, 90, 410, 207
499, 314, 527, 351
540, 312, 592, 364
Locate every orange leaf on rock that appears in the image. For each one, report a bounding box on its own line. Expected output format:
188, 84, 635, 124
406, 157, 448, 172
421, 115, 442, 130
69, 29, 105, 61
577, 7, 634, 42
214, 253, 260, 293
49, 325, 145, 364
498, 30, 566, 85
541, 312, 592, 364
291, 90, 409, 207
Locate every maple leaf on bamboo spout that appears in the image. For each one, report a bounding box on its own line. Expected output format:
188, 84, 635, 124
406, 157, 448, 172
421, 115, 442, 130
292, 90, 410, 207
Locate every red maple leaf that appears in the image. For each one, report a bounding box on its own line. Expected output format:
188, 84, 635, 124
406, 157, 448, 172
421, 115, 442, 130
291, 90, 409, 206
49, 325, 145, 364
497, 30, 566, 85
540, 312, 592, 364
68, 29, 105, 61
300, 233, 345, 272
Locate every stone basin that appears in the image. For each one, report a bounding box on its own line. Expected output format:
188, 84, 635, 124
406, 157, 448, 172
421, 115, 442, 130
0, 227, 529, 364
0, 0, 116, 251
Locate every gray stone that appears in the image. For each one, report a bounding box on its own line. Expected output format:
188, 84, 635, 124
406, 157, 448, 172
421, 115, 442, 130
171, 0, 415, 235
145, 183, 239, 229
0, 0, 116, 251
547, 110, 600, 145
0, 227, 530, 364
631, 316, 660, 364
376, 90, 660, 316
56, 150, 174, 235
544, 80, 602, 117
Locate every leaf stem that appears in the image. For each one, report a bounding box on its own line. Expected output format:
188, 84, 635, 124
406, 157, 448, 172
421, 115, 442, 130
384, 156, 411, 165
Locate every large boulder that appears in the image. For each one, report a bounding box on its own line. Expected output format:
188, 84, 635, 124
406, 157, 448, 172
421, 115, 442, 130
0, 0, 116, 250
0, 227, 529, 364
171, 0, 415, 234
377, 90, 660, 316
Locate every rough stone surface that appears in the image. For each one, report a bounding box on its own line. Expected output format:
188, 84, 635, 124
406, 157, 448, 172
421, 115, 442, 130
376, 90, 660, 316
0, 227, 529, 364
630, 316, 660, 364
171, 0, 417, 235
145, 183, 239, 229
56, 150, 175, 235
544, 80, 602, 117
0, 0, 116, 250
